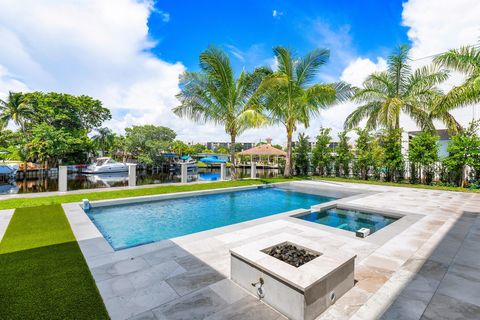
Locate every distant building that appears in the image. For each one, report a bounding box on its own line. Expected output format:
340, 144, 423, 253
202, 142, 255, 151
291, 140, 340, 152
408, 129, 451, 159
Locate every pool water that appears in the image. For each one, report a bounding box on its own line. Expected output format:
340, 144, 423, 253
296, 208, 397, 234
86, 187, 336, 250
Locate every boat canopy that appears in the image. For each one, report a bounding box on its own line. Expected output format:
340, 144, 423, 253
199, 156, 226, 163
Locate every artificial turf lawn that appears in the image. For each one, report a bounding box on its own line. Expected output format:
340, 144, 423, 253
0, 178, 295, 210
0, 205, 109, 320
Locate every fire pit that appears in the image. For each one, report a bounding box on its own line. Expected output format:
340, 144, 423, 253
263, 242, 319, 267
230, 234, 356, 320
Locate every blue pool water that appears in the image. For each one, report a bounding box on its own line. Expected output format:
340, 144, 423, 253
86, 187, 336, 250
296, 208, 397, 234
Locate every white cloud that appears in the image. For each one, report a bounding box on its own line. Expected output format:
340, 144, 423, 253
272, 10, 283, 18
157, 10, 170, 22
0, 0, 224, 142
0, 65, 29, 98
401, 0, 480, 130
403, 0, 480, 60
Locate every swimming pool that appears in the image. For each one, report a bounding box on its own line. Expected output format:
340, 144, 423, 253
296, 207, 398, 234
86, 187, 337, 250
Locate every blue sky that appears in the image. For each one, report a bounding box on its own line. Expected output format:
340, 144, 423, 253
149, 0, 408, 79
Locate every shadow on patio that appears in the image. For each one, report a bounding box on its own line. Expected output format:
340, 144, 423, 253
380, 211, 480, 319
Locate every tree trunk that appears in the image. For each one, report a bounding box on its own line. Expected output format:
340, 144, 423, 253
284, 129, 293, 177
230, 134, 236, 179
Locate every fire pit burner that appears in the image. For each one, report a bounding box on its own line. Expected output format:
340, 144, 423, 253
263, 242, 320, 267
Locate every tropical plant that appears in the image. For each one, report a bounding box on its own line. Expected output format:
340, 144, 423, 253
408, 131, 439, 184
174, 46, 268, 178
23, 92, 111, 131
125, 125, 176, 167
433, 44, 480, 118
215, 147, 229, 155
444, 121, 480, 187
311, 127, 333, 176
293, 133, 310, 175
27, 123, 91, 167
258, 46, 351, 177
344, 45, 459, 132
334, 131, 353, 177
0, 92, 34, 171
0, 129, 21, 149
190, 143, 206, 155
379, 129, 404, 182
171, 140, 191, 156
92, 127, 116, 156
0, 92, 32, 132
354, 128, 376, 180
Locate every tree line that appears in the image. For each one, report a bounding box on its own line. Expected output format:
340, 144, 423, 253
173, 43, 480, 180
292, 121, 480, 188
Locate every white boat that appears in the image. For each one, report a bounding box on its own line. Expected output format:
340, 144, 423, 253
84, 157, 133, 174
0, 163, 19, 179
171, 156, 198, 172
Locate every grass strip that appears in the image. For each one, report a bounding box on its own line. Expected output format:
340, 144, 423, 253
0, 205, 109, 320
0, 178, 294, 210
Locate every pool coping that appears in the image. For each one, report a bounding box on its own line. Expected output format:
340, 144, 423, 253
62, 180, 423, 265
62, 182, 365, 261
288, 202, 424, 245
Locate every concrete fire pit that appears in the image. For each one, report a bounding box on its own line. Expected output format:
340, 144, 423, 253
230, 234, 356, 320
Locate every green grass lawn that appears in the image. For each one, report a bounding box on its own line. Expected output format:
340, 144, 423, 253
313, 176, 480, 193
0, 178, 294, 210
0, 205, 109, 320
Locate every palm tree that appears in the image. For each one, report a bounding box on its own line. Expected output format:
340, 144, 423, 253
173, 46, 268, 178
0, 92, 33, 172
344, 45, 459, 132
258, 47, 351, 177
92, 127, 116, 157
0, 92, 32, 132
433, 44, 480, 118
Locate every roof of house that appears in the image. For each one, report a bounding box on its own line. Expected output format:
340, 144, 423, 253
408, 129, 451, 140
238, 144, 287, 156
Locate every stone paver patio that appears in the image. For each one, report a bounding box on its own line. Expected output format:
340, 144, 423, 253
57, 181, 480, 320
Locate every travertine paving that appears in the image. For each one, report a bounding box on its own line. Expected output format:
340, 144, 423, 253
62, 181, 480, 320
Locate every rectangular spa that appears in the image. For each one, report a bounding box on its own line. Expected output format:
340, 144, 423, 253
85, 186, 338, 250
295, 206, 398, 234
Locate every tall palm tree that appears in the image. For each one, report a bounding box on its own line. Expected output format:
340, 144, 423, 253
0, 92, 32, 132
433, 45, 480, 118
92, 127, 116, 157
344, 45, 459, 132
258, 47, 351, 177
173, 46, 268, 178
0, 92, 33, 172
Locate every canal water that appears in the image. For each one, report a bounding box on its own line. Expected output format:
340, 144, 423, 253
0, 167, 281, 195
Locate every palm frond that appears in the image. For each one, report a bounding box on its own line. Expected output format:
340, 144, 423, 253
344, 102, 381, 130
295, 48, 330, 86
405, 65, 449, 97
434, 46, 480, 75
273, 46, 294, 81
